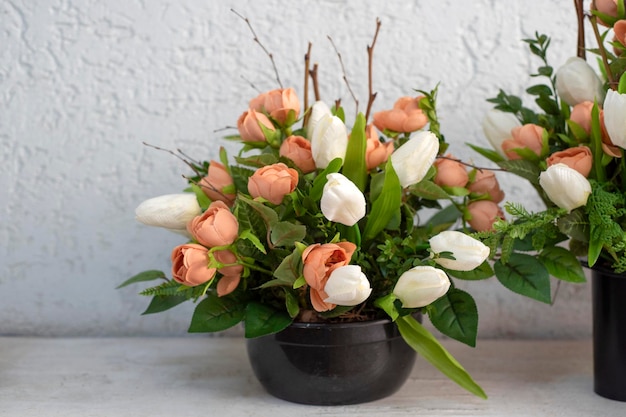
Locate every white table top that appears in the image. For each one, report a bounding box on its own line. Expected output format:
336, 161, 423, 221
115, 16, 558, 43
1, 337, 624, 416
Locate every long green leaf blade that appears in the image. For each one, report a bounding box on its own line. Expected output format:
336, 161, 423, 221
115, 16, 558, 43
342, 112, 368, 191
364, 160, 402, 241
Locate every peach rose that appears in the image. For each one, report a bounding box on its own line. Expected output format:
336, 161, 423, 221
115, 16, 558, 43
364, 124, 394, 170
614, 20, 626, 47
570, 101, 594, 134
279, 135, 316, 174
467, 200, 504, 232
546, 146, 593, 177
187, 201, 239, 247
199, 161, 236, 205
433, 154, 469, 188
249, 88, 301, 126
372, 96, 428, 134
593, 0, 618, 25
501, 124, 545, 160
214, 250, 243, 297
468, 170, 505, 203
171, 243, 216, 286
237, 109, 275, 142
301, 242, 356, 312
248, 163, 299, 205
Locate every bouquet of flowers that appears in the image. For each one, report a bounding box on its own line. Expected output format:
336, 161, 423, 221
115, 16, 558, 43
120, 19, 516, 399
473, 0, 626, 298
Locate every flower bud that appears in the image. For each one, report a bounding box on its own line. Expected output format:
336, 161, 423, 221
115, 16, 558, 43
320, 173, 366, 226
306, 101, 332, 140
569, 101, 594, 134
615, 19, 626, 47
429, 231, 490, 271
135, 194, 201, 234
434, 154, 469, 188
468, 169, 505, 203
323, 265, 372, 306
391, 130, 439, 188
248, 163, 299, 205
555, 57, 604, 106
187, 200, 239, 247
482, 109, 521, 156
539, 163, 591, 212
364, 124, 394, 170
501, 124, 545, 160
199, 161, 236, 205
237, 109, 275, 142
249, 88, 300, 126
603, 89, 626, 150
309, 113, 349, 169
171, 244, 216, 286
546, 146, 592, 177
279, 135, 316, 174
393, 266, 450, 308
372, 96, 428, 133
467, 200, 504, 232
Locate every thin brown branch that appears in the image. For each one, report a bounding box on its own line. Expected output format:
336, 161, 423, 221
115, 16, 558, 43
365, 18, 382, 121
142, 142, 202, 175
589, 14, 616, 89
240, 75, 261, 93
231, 9, 283, 88
574, 0, 586, 59
303, 42, 313, 127
310, 63, 320, 101
328, 35, 359, 115
185, 175, 236, 206
436, 155, 507, 173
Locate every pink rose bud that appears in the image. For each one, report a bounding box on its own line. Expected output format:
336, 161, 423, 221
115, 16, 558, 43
592, 0, 619, 25
570, 101, 594, 134
248, 162, 299, 205
615, 20, 626, 47
372, 96, 429, 133
171, 244, 216, 286
214, 249, 243, 297
279, 135, 316, 174
467, 200, 504, 232
501, 124, 545, 160
199, 161, 236, 205
546, 146, 593, 177
468, 169, 505, 203
187, 201, 239, 247
249, 88, 301, 126
433, 154, 469, 188
364, 124, 394, 170
237, 109, 275, 142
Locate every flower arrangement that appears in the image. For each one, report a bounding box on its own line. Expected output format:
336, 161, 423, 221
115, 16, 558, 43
118, 17, 520, 399
473, 0, 626, 301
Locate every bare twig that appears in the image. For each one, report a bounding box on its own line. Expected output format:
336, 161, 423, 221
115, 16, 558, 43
365, 18, 382, 121
436, 155, 507, 172
303, 42, 313, 127
589, 14, 616, 89
328, 35, 359, 115
231, 9, 283, 88
310, 63, 320, 101
186, 175, 236, 206
240, 75, 262, 93
142, 142, 202, 175
574, 0, 586, 58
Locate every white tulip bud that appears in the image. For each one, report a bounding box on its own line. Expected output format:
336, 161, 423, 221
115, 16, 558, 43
323, 265, 372, 306
310, 113, 349, 169
393, 266, 450, 308
429, 231, 490, 271
135, 193, 201, 233
539, 163, 591, 212
320, 173, 366, 226
306, 101, 332, 140
603, 89, 626, 149
482, 109, 521, 155
555, 57, 604, 107
390, 130, 439, 188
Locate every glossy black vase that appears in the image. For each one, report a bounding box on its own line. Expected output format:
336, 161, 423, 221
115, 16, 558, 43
246, 318, 416, 405
592, 266, 626, 401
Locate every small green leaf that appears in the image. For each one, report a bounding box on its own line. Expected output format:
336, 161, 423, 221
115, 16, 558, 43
310, 158, 343, 202
374, 293, 399, 321
244, 302, 292, 338
142, 295, 187, 315
538, 246, 586, 283
239, 229, 267, 254
364, 160, 402, 241
526, 84, 552, 96
342, 112, 368, 191
494, 253, 551, 303
427, 204, 462, 227
117, 270, 167, 289
293, 276, 307, 289
466, 143, 505, 163
497, 159, 542, 184
411, 180, 450, 200
190, 184, 212, 210
270, 221, 306, 248
429, 289, 478, 347
446, 261, 494, 280
284, 290, 300, 318
188, 293, 246, 333
235, 154, 279, 168
273, 251, 302, 284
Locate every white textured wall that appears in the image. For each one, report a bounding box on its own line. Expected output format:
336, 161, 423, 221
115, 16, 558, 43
0, 0, 592, 337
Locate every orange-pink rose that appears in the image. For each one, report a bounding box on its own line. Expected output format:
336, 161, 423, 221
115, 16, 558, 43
433, 154, 469, 188
279, 135, 316, 174
214, 249, 243, 297
187, 201, 239, 247
249, 88, 301, 126
248, 163, 299, 205
364, 124, 394, 170
546, 146, 593, 177
171, 243, 216, 286
199, 161, 235, 205
468, 170, 505, 203
614, 20, 626, 47
301, 242, 356, 312
467, 200, 504, 232
372, 96, 428, 134
593, 0, 618, 25
237, 109, 275, 142
570, 101, 594, 134
501, 124, 545, 160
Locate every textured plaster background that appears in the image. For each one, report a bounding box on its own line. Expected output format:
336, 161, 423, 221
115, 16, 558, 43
0, 0, 593, 337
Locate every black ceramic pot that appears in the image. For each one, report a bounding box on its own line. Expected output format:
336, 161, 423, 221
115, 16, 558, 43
591, 265, 626, 401
246, 318, 416, 405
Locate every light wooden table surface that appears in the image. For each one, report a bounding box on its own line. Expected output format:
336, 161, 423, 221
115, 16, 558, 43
1, 337, 623, 416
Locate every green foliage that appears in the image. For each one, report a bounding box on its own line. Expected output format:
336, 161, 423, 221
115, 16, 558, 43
429, 289, 478, 347
188, 292, 247, 333
494, 253, 551, 304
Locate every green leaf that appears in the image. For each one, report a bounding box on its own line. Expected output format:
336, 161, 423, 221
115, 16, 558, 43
427, 204, 462, 227
497, 159, 541, 184
526, 84, 552, 96
244, 302, 292, 338
466, 143, 505, 163
494, 253, 551, 303
429, 289, 478, 347
396, 315, 487, 399
364, 160, 402, 241
238, 229, 267, 254
117, 270, 167, 289
284, 290, 300, 318
238, 194, 278, 225
411, 180, 450, 200
235, 153, 279, 168
142, 295, 188, 315
190, 184, 212, 210
270, 221, 306, 248
445, 261, 494, 281
272, 251, 302, 284
374, 293, 399, 321
557, 209, 589, 242
342, 112, 368, 191
188, 293, 246, 333
538, 246, 586, 283
309, 158, 343, 202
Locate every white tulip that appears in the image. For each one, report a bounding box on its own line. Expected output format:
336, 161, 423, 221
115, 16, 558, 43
320, 173, 366, 226
603, 89, 626, 149
323, 265, 372, 306
393, 266, 450, 308
482, 109, 521, 155
429, 231, 490, 271
306, 101, 332, 140
390, 130, 439, 188
555, 57, 604, 107
539, 163, 591, 212
310, 113, 349, 169
135, 193, 201, 233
